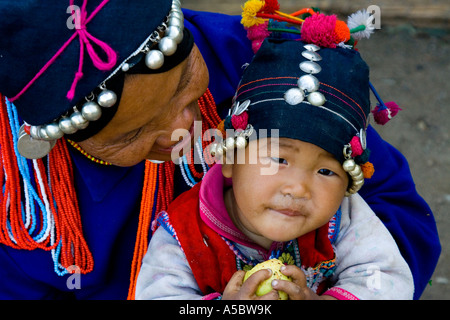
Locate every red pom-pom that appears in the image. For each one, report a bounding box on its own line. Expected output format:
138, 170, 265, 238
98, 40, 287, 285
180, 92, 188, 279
301, 14, 338, 48
371, 101, 402, 125
231, 112, 249, 130
262, 0, 280, 14
349, 136, 363, 157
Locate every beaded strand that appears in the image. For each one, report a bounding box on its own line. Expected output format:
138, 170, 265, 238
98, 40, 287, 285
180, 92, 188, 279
127, 89, 221, 299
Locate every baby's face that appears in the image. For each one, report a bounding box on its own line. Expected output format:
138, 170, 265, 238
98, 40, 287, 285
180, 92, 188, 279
222, 137, 349, 248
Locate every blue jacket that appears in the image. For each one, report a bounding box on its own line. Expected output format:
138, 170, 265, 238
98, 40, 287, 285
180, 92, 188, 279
0, 10, 441, 300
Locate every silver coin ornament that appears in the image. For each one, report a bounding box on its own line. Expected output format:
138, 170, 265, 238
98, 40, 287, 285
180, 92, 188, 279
81, 101, 102, 121
299, 61, 322, 74
301, 50, 322, 62
297, 74, 320, 92
307, 91, 326, 106
97, 90, 117, 108
284, 88, 305, 105
303, 44, 320, 52
17, 125, 56, 159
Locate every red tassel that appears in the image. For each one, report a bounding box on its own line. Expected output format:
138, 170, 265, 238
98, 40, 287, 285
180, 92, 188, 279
262, 0, 280, 14
371, 101, 402, 125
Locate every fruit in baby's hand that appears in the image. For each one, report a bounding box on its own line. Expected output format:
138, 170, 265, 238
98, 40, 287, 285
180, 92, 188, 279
243, 258, 292, 300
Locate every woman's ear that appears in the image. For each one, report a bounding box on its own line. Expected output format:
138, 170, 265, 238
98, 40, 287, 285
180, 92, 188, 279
221, 162, 233, 179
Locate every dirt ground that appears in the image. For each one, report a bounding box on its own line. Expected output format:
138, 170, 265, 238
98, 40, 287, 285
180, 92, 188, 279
183, 0, 450, 300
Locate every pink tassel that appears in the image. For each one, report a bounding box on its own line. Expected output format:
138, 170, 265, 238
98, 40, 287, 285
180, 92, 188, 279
372, 101, 402, 125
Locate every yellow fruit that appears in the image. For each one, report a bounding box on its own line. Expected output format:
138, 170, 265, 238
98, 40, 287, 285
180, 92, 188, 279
243, 258, 292, 300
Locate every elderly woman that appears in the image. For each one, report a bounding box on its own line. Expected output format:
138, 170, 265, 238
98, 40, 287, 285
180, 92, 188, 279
0, 0, 440, 299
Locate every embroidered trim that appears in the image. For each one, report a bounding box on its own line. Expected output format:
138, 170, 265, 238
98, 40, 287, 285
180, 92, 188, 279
323, 287, 359, 300
156, 211, 185, 254
200, 201, 248, 242
328, 208, 342, 244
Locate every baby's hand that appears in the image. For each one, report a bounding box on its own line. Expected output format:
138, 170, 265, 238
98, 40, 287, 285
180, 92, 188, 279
222, 269, 279, 300
271, 265, 336, 300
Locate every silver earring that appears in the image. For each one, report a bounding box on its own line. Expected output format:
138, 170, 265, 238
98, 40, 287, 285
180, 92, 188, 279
342, 145, 365, 196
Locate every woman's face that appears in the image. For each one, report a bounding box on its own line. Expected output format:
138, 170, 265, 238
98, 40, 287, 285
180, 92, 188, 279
77, 44, 209, 167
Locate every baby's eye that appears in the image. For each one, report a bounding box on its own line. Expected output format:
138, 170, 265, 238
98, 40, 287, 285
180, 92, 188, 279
318, 168, 335, 176
270, 157, 288, 165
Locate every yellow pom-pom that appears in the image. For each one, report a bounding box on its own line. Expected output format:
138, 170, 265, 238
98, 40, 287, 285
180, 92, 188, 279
241, 0, 266, 28
361, 161, 375, 179
334, 20, 351, 43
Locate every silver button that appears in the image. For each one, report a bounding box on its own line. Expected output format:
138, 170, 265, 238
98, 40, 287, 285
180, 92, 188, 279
303, 44, 320, 52
299, 61, 322, 74
301, 50, 322, 61
297, 74, 320, 92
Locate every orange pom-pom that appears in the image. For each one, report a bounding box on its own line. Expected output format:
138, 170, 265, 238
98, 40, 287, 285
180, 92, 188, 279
361, 162, 375, 179
216, 119, 226, 137
334, 20, 351, 43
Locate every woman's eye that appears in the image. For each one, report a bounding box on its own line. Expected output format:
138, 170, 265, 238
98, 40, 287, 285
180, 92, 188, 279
271, 157, 288, 165
318, 168, 335, 176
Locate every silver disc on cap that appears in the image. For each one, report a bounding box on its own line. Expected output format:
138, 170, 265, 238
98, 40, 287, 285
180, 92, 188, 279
299, 61, 322, 74
297, 74, 320, 92
301, 50, 322, 61
17, 125, 56, 159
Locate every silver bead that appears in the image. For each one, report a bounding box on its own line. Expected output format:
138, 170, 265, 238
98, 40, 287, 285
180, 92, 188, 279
97, 90, 117, 108
349, 165, 362, 177
45, 122, 64, 140
168, 16, 184, 29
225, 137, 236, 150
303, 44, 321, 52
297, 74, 320, 92
70, 111, 89, 130
209, 143, 218, 157
235, 136, 247, 149
343, 159, 356, 172
81, 101, 102, 121
299, 61, 322, 74
169, 10, 184, 21
159, 37, 177, 56
145, 50, 164, 69
215, 145, 224, 158
30, 125, 41, 139
121, 63, 130, 72
284, 88, 305, 105
39, 127, 51, 140
301, 50, 322, 61
307, 91, 326, 106
165, 25, 183, 44
59, 117, 77, 134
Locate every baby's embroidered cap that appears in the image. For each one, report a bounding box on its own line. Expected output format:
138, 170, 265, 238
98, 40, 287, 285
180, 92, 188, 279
211, 1, 402, 195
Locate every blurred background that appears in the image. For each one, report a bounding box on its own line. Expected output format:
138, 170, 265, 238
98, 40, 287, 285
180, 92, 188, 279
183, 0, 449, 300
